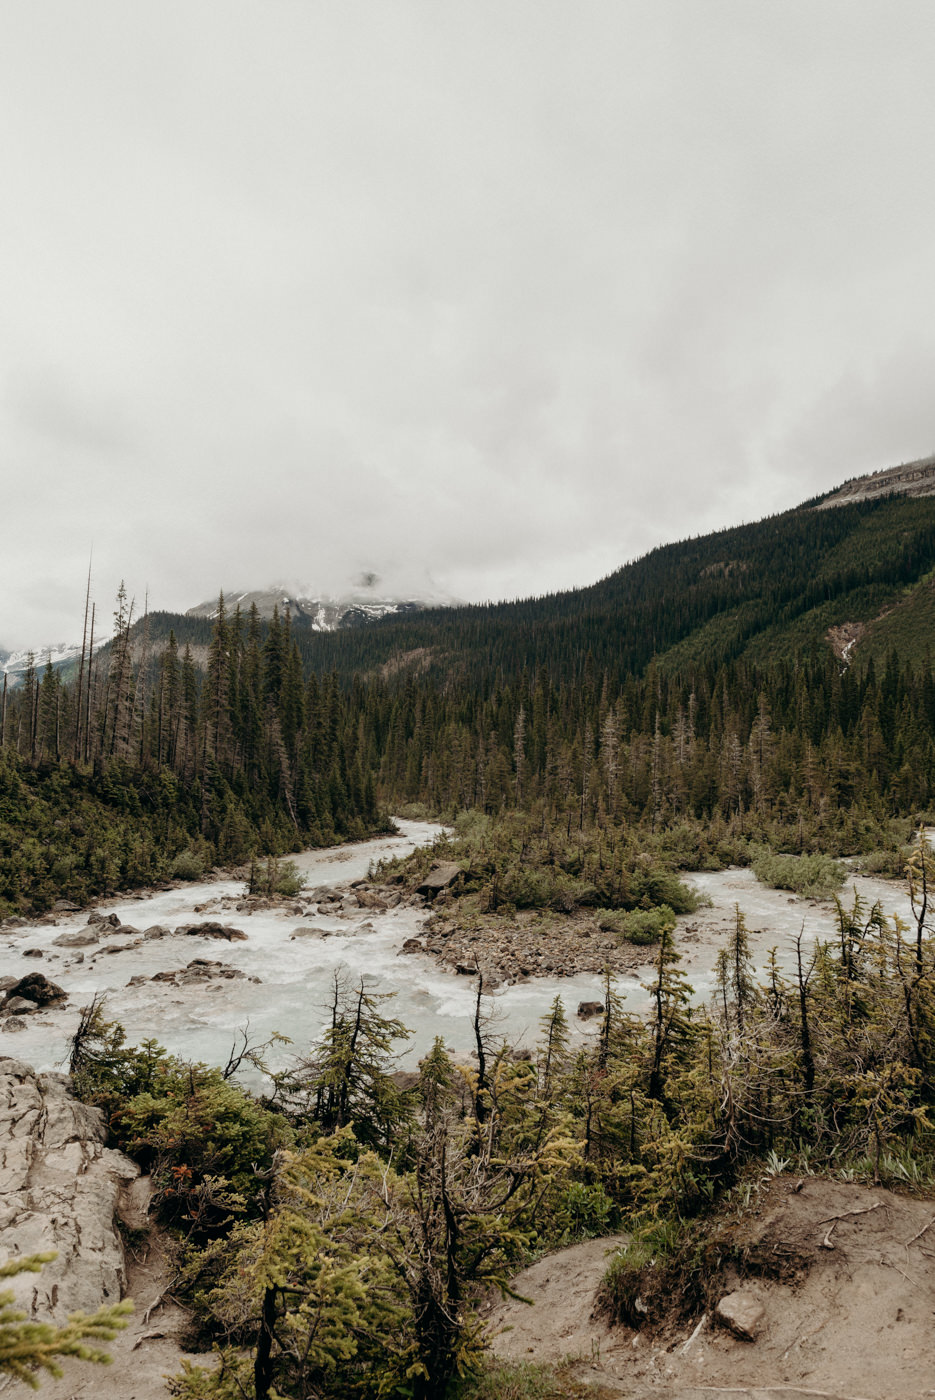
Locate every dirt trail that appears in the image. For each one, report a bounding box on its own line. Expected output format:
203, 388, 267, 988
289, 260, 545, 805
8, 1236, 209, 1400
486, 1177, 935, 1400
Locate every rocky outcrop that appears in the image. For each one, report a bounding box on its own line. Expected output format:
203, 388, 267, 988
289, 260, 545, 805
816, 454, 935, 509
417, 910, 648, 985
0, 1058, 139, 1323
147, 958, 254, 986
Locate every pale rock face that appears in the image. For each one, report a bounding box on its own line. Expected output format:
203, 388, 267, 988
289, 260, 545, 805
715, 1289, 766, 1341
0, 1058, 139, 1322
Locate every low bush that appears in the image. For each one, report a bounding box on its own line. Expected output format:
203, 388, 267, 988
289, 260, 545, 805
617, 904, 677, 945
856, 847, 912, 879
170, 849, 205, 880
751, 847, 845, 898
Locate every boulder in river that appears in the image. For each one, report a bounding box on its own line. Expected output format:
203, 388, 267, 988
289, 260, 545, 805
53, 928, 101, 948
355, 889, 388, 911
577, 1000, 605, 1019
178, 921, 248, 941
151, 959, 249, 986
1, 972, 67, 1008
4, 997, 42, 1015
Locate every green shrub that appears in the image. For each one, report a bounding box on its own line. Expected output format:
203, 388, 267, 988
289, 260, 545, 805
556, 1180, 615, 1240
618, 904, 676, 945
630, 866, 705, 914
170, 849, 205, 881
751, 847, 845, 898
856, 847, 912, 879
500, 864, 553, 908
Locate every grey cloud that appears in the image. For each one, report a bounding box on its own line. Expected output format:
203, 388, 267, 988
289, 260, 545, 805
2, 2, 935, 647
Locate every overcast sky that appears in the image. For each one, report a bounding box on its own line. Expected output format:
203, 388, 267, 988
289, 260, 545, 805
3, 2, 935, 648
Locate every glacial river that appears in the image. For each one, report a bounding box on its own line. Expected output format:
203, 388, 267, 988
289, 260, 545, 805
0, 821, 923, 1080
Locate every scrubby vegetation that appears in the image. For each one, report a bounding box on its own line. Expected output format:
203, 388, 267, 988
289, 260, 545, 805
750, 846, 847, 898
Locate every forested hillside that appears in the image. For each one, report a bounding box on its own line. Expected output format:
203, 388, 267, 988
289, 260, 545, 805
4, 489, 935, 914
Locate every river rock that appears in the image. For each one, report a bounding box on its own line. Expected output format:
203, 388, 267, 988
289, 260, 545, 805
0, 1058, 139, 1322
3, 997, 41, 1015
178, 921, 248, 941
151, 959, 248, 986
355, 889, 388, 911
577, 1001, 605, 1019
715, 1290, 766, 1341
52, 899, 82, 913
143, 924, 172, 939
400, 937, 424, 953
1, 973, 67, 1008
103, 923, 141, 938
52, 927, 100, 948
22, 948, 44, 958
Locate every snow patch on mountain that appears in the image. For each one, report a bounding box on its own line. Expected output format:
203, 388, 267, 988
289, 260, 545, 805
0, 638, 107, 685
186, 571, 456, 629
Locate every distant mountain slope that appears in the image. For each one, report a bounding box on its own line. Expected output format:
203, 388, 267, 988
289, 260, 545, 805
61, 469, 935, 690
0, 639, 107, 687
290, 491, 935, 682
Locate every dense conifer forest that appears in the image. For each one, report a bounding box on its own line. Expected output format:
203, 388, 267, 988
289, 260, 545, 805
4, 492, 935, 914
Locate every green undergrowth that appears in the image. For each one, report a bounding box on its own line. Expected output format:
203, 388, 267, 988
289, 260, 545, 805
750, 846, 847, 899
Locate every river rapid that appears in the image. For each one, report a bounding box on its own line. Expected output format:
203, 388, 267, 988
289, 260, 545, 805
0, 821, 609, 1076
0, 821, 923, 1080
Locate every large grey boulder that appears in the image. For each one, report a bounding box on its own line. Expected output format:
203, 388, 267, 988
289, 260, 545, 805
416, 863, 462, 898
0, 1058, 139, 1323
52, 927, 101, 948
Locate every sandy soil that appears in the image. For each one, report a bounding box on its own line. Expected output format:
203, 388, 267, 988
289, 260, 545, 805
8, 1232, 211, 1400
486, 1176, 935, 1400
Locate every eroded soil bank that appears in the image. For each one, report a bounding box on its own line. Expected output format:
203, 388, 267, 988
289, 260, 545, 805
486, 1175, 935, 1399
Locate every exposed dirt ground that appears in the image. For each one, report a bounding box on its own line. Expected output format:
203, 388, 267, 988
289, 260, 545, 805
485, 1176, 935, 1400
8, 1231, 210, 1400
